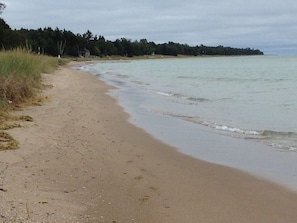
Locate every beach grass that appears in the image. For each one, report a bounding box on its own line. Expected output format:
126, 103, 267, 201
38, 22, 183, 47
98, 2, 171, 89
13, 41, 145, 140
0, 49, 61, 108
0, 49, 64, 150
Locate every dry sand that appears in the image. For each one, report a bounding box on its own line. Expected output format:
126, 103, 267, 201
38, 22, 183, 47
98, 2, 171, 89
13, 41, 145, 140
1, 63, 297, 223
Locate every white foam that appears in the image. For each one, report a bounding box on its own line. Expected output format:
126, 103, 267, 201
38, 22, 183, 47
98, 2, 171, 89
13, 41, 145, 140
215, 125, 260, 135
155, 91, 173, 97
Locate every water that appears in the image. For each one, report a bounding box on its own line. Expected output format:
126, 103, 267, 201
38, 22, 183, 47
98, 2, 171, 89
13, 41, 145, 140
86, 56, 297, 151
80, 56, 297, 191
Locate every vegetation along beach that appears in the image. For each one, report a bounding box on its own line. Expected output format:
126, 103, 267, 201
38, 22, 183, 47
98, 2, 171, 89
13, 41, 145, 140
1, 2, 297, 222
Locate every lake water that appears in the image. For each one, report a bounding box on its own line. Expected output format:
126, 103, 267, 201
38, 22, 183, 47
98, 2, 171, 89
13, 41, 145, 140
80, 56, 297, 191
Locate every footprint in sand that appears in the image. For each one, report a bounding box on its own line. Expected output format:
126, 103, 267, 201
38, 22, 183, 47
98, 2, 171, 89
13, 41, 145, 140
134, 175, 143, 180
139, 195, 150, 202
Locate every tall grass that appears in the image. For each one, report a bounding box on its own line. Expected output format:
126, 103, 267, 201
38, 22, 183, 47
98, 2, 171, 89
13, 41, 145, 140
0, 49, 64, 150
0, 49, 60, 109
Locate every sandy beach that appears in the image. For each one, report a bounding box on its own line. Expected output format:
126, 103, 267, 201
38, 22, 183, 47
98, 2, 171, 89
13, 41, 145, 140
1, 63, 297, 223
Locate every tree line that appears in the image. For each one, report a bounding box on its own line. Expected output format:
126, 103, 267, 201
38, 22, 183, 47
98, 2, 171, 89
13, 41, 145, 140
0, 10, 263, 57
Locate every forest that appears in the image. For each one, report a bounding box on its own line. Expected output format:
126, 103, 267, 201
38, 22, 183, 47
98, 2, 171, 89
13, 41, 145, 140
0, 4, 263, 57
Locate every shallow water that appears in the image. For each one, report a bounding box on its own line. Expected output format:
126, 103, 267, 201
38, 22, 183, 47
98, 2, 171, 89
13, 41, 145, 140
80, 56, 297, 191
87, 56, 297, 151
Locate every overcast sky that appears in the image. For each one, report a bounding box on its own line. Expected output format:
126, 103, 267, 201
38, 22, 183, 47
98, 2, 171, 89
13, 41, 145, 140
2, 0, 297, 54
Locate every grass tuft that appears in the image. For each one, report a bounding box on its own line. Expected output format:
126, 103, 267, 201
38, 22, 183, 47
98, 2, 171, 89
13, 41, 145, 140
0, 123, 22, 130
0, 132, 19, 151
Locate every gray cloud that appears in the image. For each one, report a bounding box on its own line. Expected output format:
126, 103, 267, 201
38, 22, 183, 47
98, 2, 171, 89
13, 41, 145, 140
2, 0, 297, 54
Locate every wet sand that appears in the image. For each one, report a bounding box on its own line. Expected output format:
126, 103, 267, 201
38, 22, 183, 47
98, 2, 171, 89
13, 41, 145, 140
1, 63, 297, 222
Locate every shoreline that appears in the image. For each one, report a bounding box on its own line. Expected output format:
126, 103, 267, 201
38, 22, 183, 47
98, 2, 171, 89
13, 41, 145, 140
1, 63, 297, 222
88, 58, 297, 192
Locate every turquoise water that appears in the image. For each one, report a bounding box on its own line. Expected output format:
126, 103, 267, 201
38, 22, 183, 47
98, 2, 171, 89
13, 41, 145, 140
79, 56, 297, 191
87, 56, 297, 151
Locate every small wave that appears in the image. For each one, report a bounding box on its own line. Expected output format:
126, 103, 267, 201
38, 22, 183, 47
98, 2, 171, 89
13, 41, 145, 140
187, 97, 209, 102
172, 93, 183, 97
214, 125, 260, 135
153, 91, 209, 103
131, 80, 149, 85
261, 130, 297, 138
170, 115, 260, 135
289, 147, 297, 152
166, 113, 297, 151
155, 91, 186, 98
177, 76, 197, 79
155, 91, 174, 97
116, 74, 130, 78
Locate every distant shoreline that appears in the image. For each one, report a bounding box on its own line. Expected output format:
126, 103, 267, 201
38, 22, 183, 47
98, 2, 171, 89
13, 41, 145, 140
70, 53, 265, 63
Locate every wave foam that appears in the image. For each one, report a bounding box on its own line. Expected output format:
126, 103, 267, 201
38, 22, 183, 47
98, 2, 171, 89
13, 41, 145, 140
214, 125, 260, 135
155, 91, 174, 97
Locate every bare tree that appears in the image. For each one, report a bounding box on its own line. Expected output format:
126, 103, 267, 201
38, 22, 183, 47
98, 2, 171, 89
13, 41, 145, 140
57, 40, 66, 57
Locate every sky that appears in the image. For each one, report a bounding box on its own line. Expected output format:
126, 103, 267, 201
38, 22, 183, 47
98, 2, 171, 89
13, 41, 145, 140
1, 0, 297, 54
